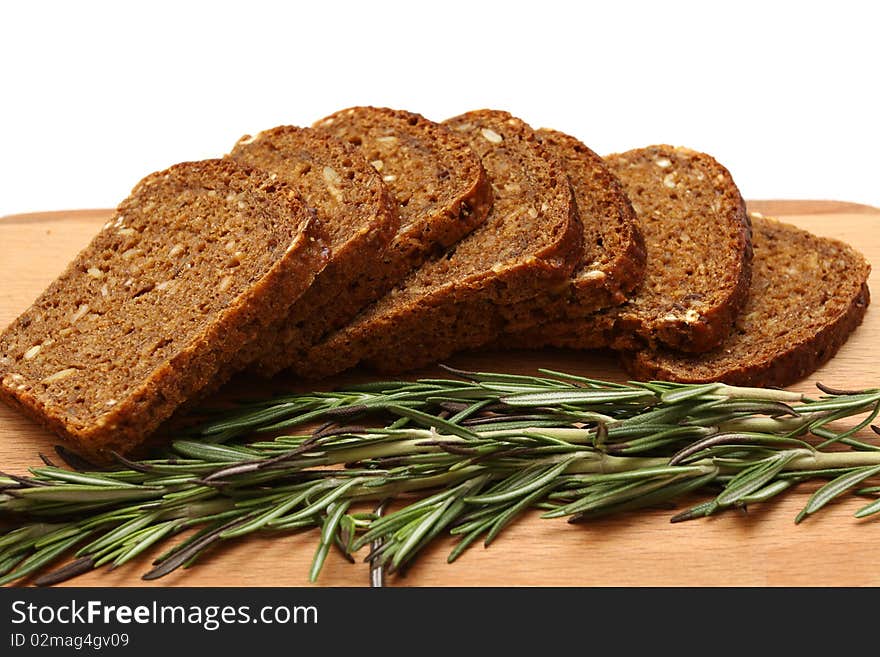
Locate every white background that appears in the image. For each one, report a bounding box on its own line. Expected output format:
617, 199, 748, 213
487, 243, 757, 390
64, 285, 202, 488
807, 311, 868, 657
1, 0, 877, 217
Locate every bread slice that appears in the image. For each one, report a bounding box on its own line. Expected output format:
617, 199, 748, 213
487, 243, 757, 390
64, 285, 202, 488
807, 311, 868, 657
622, 213, 871, 387
253, 107, 492, 376
499, 128, 646, 332
0, 160, 327, 458
314, 107, 493, 272
296, 109, 582, 377
510, 146, 752, 353
227, 126, 399, 369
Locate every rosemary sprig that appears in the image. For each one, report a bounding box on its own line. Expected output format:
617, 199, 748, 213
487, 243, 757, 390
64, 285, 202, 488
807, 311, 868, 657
1, 368, 880, 586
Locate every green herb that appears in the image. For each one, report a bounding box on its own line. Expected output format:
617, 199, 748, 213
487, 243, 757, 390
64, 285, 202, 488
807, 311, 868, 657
1, 367, 880, 586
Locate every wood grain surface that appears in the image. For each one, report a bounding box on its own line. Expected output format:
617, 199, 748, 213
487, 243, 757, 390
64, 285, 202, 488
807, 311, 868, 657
1, 200, 878, 587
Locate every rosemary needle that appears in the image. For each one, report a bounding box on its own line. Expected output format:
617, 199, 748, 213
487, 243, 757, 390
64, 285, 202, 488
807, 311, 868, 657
1, 369, 879, 586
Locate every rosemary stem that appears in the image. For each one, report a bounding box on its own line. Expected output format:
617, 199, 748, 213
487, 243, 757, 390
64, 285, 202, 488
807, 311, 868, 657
349, 467, 485, 499
324, 437, 449, 464
573, 451, 880, 476
345, 450, 880, 503
324, 427, 599, 464
717, 417, 809, 434
564, 454, 668, 474
783, 450, 880, 472
713, 385, 805, 402
345, 455, 701, 502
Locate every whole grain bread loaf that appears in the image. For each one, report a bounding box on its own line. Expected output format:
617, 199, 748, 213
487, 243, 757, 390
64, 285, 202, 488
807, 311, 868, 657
509, 145, 752, 353
622, 213, 871, 387
499, 128, 646, 332
252, 107, 492, 376
296, 109, 582, 377
0, 160, 328, 458
228, 125, 399, 370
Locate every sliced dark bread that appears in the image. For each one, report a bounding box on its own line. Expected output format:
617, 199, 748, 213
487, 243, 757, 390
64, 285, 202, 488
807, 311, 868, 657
510, 145, 752, 353
500, 128, 646, 331
623, 213, 871, 387
296, 109, 582, 377
0, 160, 328, 458
314, 106, 492, 271
253, 107, 493, 376
228, 125, 399, 368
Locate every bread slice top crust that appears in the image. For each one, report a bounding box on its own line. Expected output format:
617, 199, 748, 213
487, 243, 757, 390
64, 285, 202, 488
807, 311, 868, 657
0, 159, 327, 458
499, 128, 646, 330
622, 214, 871, 387
513, 145, 752, 353
295, 109, 582, 377
228, 126, 399, 370
313, 106, 493, 277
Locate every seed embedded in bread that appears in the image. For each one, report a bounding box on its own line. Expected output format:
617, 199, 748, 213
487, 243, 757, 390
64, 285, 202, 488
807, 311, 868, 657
622, 214, 871, 387
0, 159, 328, 459
481, 128, 504, 144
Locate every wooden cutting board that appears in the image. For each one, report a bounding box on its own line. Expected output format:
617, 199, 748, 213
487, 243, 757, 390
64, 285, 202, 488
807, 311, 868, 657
1, 200, 878, 587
